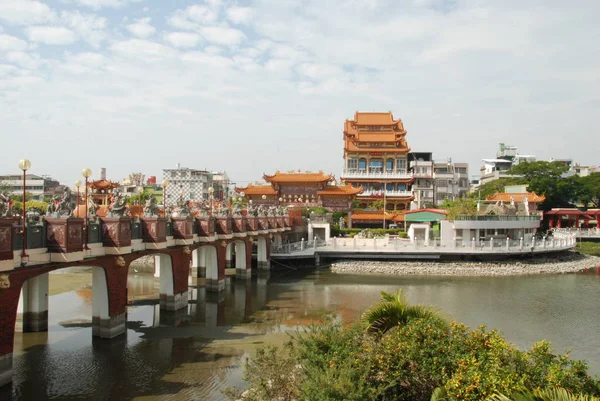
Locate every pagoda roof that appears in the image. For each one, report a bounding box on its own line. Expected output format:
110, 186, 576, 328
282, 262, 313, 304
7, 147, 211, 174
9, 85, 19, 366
352, 111, 399, 126
234, 185, 277, 195
486, 192, 546, 203
317, 184, 363, 196
263, 171, 334, 183
88, 179, 120, 190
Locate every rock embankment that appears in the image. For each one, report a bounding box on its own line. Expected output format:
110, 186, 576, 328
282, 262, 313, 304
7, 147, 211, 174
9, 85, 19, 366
330, 252, 600, 276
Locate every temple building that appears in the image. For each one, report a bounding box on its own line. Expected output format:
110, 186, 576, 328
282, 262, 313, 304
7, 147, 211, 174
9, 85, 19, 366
340, 111, 414, 211
235, 171, 361, 211
86, 178, 120, 217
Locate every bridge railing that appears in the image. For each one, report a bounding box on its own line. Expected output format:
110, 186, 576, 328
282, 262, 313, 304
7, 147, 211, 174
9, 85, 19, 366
88, 222, 101, 244
12, 222, 46, 251
131, 221, 142, 240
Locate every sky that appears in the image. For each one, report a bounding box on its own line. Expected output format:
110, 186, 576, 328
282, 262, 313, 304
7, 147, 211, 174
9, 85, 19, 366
1, 0, 599, 188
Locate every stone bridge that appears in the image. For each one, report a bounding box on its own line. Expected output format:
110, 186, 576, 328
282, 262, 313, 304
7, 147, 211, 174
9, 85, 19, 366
0, 213, 293, 387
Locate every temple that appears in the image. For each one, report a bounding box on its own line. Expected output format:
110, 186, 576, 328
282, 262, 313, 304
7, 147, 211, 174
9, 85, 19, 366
235, 170, 361, 211
341, 111, 414, 211
87, 179, 120, 217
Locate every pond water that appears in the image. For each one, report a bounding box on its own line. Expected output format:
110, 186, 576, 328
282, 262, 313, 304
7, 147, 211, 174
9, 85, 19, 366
3, 265, 600, 400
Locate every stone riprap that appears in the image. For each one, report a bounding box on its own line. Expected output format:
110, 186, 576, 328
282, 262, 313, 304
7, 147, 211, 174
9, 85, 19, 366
330, 252, 600, 276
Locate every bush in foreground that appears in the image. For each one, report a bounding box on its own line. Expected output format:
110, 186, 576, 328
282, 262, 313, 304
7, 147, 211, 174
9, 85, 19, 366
227, 312, 600, 401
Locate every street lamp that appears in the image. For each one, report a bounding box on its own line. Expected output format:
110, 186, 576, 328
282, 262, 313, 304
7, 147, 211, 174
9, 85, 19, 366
18, 159, 31, 266
82, 167, 92, 250
262, 194, 266, 202
75, 180, 82, 217
137, 186, 144, 208
161, 179, 168, 216
208, 186, 215, 214
278, 197, 283, 205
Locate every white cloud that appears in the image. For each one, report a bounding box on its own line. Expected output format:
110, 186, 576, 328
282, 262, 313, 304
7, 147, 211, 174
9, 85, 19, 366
61, 10, 108, 46
4, 51, 42, 69
200, 26, 246, 46
226, 6, 252, 25
168, 5, 217, 30
0, 0, 55, 25
111, 39, 176, 60
181, 51, 232, 68
164, 32, 202, 48
0, 34, 28, 52
72, 0, 143, 9
296, 63, 344, 80
126, 17, 155, 38
26, 26, 77, 45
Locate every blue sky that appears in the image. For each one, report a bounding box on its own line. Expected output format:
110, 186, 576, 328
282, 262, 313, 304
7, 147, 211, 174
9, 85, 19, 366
1, 0, 599, 187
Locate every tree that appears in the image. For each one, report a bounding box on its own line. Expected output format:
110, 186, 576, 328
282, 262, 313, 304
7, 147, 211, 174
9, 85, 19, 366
487, 387, 599, 401
361, 289, 445, 334
439, 198, 477, 219
471, 177, 527, 200
578, 173, 600, 208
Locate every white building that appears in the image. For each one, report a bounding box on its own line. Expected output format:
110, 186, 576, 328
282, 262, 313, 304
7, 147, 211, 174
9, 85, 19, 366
409, 152, 435, 207
0, 174, 48, 200
163, 164, 210, 207
433, 160, 469, 205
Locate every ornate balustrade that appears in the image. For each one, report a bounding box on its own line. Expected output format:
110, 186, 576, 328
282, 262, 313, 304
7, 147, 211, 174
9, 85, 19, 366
245, 216, 258, 232
0, 218, 15, 261
195, 216, 216, 237
258, 217, 269, 231
172, 217, 194, 241
216, 217, 232, 236
140, 217, 166, 245
101, 217, 132, 249
267, 216, 277, 230
45, 218, 84, 253
232, 217, 246, 234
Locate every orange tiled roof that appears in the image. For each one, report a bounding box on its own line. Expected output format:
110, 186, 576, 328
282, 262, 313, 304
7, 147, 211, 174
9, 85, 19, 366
234, 185, 277, 195
88, 179, 120, 190
351, 210, 397, 221
353, 111, 397, 125
403, 208, 448, 215
317, 185, 363, 196
263, 171, 333, 183
486, 192, 546, 203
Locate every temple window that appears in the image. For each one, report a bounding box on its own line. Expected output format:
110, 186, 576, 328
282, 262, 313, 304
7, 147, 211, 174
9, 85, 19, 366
396, 158, 407, 173
398, 184, 406, 191
386, 159, 394, 172
386, 183, 395, 191
347, 158, 358, 172
369, 159, 383, 173
358, 158, 367, 172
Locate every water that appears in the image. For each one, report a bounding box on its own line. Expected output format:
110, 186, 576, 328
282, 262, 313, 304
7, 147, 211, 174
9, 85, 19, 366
3, 267, 600, 400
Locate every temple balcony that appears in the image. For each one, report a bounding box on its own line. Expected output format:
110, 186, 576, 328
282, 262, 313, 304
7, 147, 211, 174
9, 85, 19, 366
357, 189, 413, 198
341, 170, 413, 180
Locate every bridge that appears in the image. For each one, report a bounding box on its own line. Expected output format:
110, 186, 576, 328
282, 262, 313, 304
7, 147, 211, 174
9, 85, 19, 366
0, 213, 294, 387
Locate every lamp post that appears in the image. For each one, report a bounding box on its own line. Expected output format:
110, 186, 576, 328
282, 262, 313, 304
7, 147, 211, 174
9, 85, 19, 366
208, 186, 215, 215
161, 179, 168, 217
82, 168, 92, 250
75, 180, 82, 217
262, 194, 266, 203
18, 159, 31, 266
278, 197, 283, 205
137, 186, 144, 215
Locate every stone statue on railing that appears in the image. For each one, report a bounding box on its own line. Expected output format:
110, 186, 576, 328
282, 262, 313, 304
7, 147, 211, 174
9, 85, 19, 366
55, 187, 75, 217
143, 196, 159, 216
268, 206, 277, 216
248, 204, 259, 217
218, 207, 230, 217
87, 196, 98, 217
108, 190, 129, 217
0, 192, 11, 217
172, 195, 191, 218
233, 204, 242, 216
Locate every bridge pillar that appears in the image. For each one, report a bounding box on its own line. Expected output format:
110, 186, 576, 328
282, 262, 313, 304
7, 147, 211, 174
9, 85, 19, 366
92, 266, 126, 339
235, 241, 251, 279
153, 254, 161, 278
0, 273, 23, 387
192, 246, 206, 278
206, 245, 225, 292
225, 243, 233, 268
158, 252, 189, 311
257, 236, 270, 270
19, 273, 49, 332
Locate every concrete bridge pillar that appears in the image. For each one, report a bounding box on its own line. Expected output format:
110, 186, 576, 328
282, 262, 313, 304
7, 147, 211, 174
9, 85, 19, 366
225, 243, 233, 268
158, 252, 189, 311
0, 273, 23, 388
205, 292, 225, 327
92, 266, 126, 339
192, 247, 206, 278
235, 241, 251, 279
19, 273, 49, 332
257, 236, 270, 270
205, 245, 225, 292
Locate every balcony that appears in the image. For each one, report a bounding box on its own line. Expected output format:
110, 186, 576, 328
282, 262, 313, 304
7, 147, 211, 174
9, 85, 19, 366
341, 170, 413, 180
357, 190, 413, 198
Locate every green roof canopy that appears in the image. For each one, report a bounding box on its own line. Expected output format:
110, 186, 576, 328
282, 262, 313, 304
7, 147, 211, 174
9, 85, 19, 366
404, 211, 447, 223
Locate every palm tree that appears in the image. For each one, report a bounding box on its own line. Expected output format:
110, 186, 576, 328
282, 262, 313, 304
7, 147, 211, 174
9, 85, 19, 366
362, 289, 445, 334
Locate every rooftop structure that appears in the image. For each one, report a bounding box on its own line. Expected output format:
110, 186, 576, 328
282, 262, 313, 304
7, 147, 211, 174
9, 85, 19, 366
341, 111, 414, 212
235, 170, 361, 211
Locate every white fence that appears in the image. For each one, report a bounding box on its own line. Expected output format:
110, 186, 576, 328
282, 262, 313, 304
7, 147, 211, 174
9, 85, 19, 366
554, 228, 600, 238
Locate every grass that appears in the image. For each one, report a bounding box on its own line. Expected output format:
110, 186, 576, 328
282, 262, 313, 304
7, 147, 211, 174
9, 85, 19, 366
575, 241, 600, 256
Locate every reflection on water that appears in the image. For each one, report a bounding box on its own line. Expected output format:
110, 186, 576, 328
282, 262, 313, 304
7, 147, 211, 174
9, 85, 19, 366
4, 267, 600, 400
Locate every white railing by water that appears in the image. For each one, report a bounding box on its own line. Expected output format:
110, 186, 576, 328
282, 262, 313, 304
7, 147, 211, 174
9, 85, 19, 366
553, 228, 600, 238
324, 234, 576, 254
